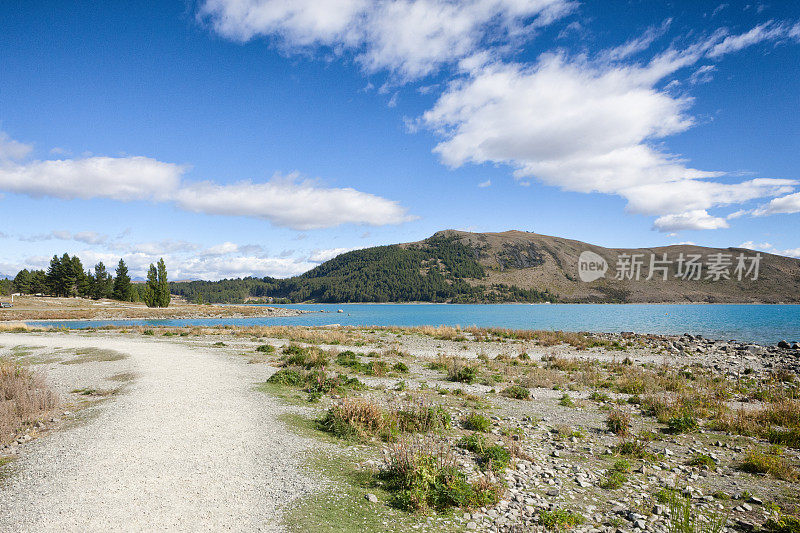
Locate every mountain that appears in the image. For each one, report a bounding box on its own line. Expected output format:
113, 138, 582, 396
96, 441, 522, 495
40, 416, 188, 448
169, 230, 800, 304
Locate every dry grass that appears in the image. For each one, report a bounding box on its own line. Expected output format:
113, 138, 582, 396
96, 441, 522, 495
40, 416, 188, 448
61, 348, 127, 365
0, 322, 30, 333
0, 358, 58, 444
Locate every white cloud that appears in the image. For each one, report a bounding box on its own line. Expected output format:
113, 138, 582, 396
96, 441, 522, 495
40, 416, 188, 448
421, 23, 800, 230
174, 174, 415, 230
689, 64, 716, 85
653, 210, 729, 232
478, 179, 491, 187
738, 241, 800, 259
0, 131, 33, 161
707, 20, 800, 58
201, 242, 242, 256
0, 132, 413, 231
72, 231, 108, 245
753, 191, 800, 216
598, 19, 672, 63
177, 255, 315, 279
309, 247, 359, 262
199, 0, 576, 81
127, 240, 199, 255
0, 155, 184, 201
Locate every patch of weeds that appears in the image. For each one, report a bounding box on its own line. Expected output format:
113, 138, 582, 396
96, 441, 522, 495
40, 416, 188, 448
614, 434, 652, 459
463, 412, 491, 432
740, 449, 796, 481
559, 393, 575, 407
212, 341, 227, 347
457, 434, 511, 472
667, 494, 727, 533
379, 439, 503, 512
539, 509, 585, 531
606, 410, 631, 436
687, 454, 717, 471
764, 513, 800, 533
391, 362, 409, 373
448, 364, 478, 384
255, 344, 275, 353
142, 329, 154, 336
590, 391, 611, 402
599, 459, 630, 489
667, 413, 699, 434
321, 399, 451, 442
501, 384, 530, 400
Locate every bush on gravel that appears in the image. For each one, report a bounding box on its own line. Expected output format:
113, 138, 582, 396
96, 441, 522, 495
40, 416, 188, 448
0, 359, 58, 444
321, 398, 451, 442
379, 438, 503, 512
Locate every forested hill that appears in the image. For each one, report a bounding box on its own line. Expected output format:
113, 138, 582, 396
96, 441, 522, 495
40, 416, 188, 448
169, 233, 553, 304
169, 230, 800, 304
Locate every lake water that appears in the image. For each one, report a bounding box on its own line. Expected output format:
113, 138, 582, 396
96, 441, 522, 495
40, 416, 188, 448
26, 304, 800, 346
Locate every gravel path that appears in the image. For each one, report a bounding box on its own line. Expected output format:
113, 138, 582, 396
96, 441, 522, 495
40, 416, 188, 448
0, 334, 317, 532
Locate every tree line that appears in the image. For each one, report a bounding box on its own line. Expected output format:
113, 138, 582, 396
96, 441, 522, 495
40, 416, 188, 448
170, 236, 555, 304
7, 254, 170, 308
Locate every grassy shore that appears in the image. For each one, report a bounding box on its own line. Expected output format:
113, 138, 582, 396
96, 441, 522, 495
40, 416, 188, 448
3, 324, 800, 532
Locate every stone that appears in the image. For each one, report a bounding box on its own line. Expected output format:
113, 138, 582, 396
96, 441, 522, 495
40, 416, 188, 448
365, 493, 378, 503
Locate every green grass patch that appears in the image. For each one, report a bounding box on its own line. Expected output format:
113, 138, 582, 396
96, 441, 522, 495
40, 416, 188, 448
539, 509, 585, 531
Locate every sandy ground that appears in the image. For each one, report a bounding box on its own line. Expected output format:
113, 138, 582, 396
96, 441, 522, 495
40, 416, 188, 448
0, 333, 317, 532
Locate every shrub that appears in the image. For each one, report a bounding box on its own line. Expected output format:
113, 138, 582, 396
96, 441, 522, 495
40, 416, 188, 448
606, 410, 631, 436
763, 514, 800, 533
687, 454, 717, 471
142, 329, 154, 335
392, 362, 409, 373
380, 439, 502, 512
600, 459, 630, 489
458, 433, 487, 454
667, 413, 699, 433
501, 384, 530, 400
599, 470, 627, 489
668, 494, 727, 533
589, 391, 611, 402
740, 449, 796, 481
480, 444, 511, 472
320, 398, 386, 441
539, 509, 585, 531
266, 369, 305, 387
255, 344, 275, 353
559, 393, 575, 407
395, 403, 451, 433
448, 364, 478, 384
457, 434, 511, 472
463, 412, 491, 432
614, 435, 651, 459
0, 359, 58, 444
212, 341, 226, 347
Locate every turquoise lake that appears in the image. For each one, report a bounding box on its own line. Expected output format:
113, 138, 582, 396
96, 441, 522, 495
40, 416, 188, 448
27, 304, 800, 346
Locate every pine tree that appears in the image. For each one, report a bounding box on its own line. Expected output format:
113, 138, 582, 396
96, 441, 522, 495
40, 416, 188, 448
60, 253, 77, 296
30, 270, 47, 294
156, 258, 170, 307
13, 269, 31, 294
144, 264, 158, 307
92, 262, 112, 300
45, 255, 61, 296
70, 256, 89, 297
112, 259, 132, 301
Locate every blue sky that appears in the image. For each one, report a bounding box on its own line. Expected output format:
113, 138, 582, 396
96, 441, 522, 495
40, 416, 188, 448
0, 0, 798, 279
